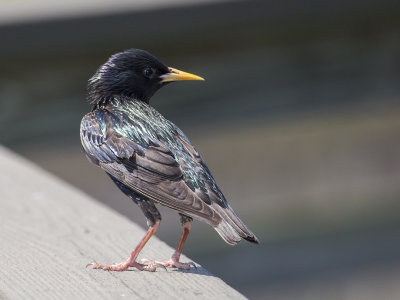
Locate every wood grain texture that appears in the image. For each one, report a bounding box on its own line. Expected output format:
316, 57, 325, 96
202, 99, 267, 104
0, 146, 246, 300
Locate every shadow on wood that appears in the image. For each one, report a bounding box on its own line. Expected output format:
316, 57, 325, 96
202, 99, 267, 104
0, 145, 245, 299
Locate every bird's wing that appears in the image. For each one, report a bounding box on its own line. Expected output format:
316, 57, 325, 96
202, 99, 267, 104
80, 111, 222, 226
173, 127, 230, 209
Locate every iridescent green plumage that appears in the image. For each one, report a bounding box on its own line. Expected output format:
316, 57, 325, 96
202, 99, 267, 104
80, 49, 259, 247
108, 97, 223, 202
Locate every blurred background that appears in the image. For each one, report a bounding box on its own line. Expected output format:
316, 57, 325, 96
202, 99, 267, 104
1, 0, 400, 299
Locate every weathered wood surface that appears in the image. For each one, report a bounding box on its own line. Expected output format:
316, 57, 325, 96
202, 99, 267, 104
0, 146, 245, 300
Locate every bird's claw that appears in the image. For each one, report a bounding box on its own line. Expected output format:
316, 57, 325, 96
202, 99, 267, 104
187, 261, 197, 270
140, 259, 168, 271
86, 262, 95, 268
165, 260, 197, 270
86, 259, 167, 272
141, 258, 197, 270
87, 261, 130, 271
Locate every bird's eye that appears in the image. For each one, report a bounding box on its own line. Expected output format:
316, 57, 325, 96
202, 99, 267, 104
143, 67, 154, 78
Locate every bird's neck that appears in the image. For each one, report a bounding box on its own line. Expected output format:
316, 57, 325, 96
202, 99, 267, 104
94, 96, 152, 114
88, 90, 150, 111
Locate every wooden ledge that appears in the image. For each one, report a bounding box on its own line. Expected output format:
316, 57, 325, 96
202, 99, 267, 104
0, 146, 245, 299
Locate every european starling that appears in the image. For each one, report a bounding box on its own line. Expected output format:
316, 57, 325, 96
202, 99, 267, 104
80, 49, 259, 271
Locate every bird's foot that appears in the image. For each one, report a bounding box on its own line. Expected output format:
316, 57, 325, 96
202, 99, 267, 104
163, 258, 197, 270
141, 258, 196, 270
86, 260, 166, 272
86, 261, 131, 271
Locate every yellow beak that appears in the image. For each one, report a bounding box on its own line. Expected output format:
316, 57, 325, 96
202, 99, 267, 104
160, 67, 204, 83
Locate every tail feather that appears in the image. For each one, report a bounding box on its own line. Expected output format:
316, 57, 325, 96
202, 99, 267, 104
213, 204, 259, 245
215, 220, 242, 245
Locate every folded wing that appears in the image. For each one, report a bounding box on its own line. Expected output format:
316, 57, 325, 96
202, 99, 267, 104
80, 110, 259, 245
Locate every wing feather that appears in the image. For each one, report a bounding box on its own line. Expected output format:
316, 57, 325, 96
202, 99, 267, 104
80, 108, 258, 244
80, 111, 221, 226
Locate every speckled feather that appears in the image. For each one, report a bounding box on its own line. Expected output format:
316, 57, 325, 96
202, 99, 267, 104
80, 49, 259, 245
111, 98, 224, 199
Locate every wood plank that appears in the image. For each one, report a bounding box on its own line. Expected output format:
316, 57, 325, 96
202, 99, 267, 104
0, 146, 245, 299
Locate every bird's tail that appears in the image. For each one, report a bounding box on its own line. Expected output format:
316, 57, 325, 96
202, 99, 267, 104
213, 204, 259, 245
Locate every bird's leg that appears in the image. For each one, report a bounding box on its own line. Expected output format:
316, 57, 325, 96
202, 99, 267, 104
87, 220, 164, 271
164, 215, 196, 269
87, 186, 165, 272
142, 214, 196, 270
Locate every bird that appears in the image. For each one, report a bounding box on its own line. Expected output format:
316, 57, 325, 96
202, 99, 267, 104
80, 49, 259, 272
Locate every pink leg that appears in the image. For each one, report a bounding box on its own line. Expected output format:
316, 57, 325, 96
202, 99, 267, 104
87, 220, 164, 272
142, 220, 196, 270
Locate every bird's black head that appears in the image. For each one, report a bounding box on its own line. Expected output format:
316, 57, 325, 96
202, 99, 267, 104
87, 49, 203, 108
